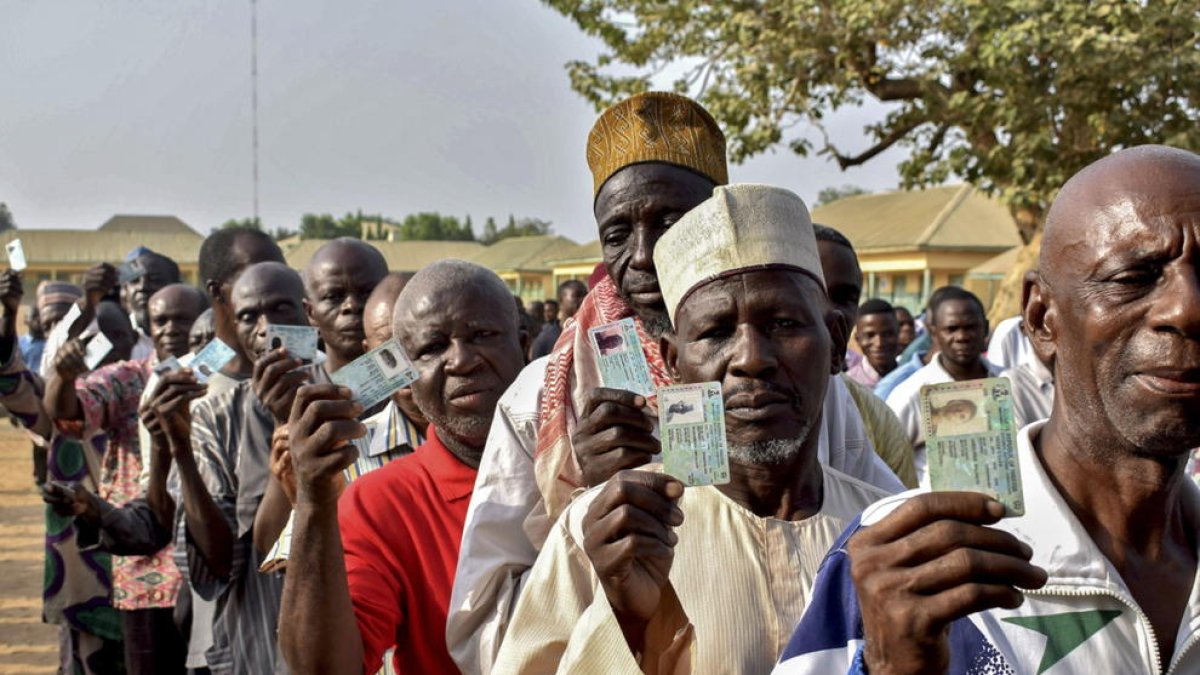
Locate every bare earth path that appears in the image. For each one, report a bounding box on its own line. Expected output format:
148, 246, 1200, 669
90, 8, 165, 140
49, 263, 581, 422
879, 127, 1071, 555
0, 425, 60, 673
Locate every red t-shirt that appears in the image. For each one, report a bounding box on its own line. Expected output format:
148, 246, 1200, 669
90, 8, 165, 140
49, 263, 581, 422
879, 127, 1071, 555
339, 427, 477, 674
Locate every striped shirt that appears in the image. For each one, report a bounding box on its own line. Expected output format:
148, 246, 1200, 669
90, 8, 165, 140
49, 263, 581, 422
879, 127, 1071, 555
187, 366, 318, 675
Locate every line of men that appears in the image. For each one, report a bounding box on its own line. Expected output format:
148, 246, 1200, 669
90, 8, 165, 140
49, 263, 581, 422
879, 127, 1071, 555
0, 91, 1194, 675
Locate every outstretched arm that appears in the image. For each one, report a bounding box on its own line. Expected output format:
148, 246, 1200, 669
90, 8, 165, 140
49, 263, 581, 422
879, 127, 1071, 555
279, 384, 367, 674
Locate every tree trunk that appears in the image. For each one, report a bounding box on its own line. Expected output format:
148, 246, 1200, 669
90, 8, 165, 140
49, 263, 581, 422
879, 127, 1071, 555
987, 232, 1042, 326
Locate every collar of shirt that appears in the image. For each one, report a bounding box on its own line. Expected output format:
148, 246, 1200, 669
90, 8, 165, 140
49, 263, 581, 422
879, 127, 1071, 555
416, 426, 477, 503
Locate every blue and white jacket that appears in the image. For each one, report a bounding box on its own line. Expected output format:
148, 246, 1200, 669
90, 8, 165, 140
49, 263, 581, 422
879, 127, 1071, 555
774, 420, 1200, 675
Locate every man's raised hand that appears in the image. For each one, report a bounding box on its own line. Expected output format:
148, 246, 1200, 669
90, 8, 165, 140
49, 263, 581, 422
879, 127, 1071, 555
581, 470, 684, 652
849, 492, 1048, 675
573, 387, 659, 487
288, 384, 365, 506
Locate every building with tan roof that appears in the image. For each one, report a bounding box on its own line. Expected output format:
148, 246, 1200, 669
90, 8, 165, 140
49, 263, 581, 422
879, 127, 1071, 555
810, 184, 1022, 311
282, 238, 485, 274
0, 216, 204, 288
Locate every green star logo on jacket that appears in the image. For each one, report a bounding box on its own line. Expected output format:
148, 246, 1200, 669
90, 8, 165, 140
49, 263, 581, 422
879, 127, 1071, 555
1002, 609, 1122, 674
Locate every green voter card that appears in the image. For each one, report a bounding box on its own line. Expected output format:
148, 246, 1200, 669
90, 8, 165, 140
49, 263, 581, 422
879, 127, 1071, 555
920, 377, 1025, 516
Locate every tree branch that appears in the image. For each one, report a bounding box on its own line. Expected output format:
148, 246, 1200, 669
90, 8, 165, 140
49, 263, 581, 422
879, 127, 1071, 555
823, 118, 923, 169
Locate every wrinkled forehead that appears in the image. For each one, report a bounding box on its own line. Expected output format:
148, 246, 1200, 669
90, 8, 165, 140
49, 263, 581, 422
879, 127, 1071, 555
1044, 159, 1200, 283
677, 268, 826, 326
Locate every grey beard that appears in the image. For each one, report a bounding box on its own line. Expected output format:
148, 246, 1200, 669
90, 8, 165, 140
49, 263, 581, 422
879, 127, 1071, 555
432, 412, 491, 443
728, 436, 805, 466
641, 312, 673, 339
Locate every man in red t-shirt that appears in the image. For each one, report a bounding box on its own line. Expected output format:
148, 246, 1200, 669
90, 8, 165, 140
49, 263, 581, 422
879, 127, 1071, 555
278, 260, 525, 674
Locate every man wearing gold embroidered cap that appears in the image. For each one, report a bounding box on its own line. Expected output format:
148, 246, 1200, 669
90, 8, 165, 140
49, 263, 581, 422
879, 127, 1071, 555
448, 91, 728, 674
448, 94, 902, 675
493, 185, 896, 674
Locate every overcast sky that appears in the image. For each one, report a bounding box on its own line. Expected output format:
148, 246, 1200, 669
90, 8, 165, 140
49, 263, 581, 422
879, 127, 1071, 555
1, 1, 906, 243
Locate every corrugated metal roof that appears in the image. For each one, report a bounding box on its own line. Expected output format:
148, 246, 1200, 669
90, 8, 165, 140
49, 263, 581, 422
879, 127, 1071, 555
811, 184, 1022, 253
283, 239, 486, 273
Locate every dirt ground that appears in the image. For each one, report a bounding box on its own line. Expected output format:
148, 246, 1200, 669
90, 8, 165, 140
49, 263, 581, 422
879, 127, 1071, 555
0, 424, 61, 674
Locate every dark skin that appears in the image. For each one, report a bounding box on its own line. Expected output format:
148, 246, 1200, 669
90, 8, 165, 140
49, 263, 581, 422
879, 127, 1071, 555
559, 282, 588, 320
178, 262, 307, 578
205, 233, 287, 377
573, 163, 715, 484
542, 301, 559, 324
361, 274, 427, 433
42, 288, 204, 528
303, 239, 389, 373
396, 280, 525, 468
1023, 147, 1200, 669
582, 270, 844, 655
44, 302, 136, 424
126, 255, 178, 334
854, 146, 1200, 673
147, 285, 207, 361
855, 311, 900, 376
0, 271, 22, 364
818, 240, 864, 329
895, 307, 917, 350
189, 311, 215, 353
594, 162, 715, 335
278, 268, 524, 674
41, 303, 138, 516
930, 299, 990, 380
232, 263, 313, 554
25, 305, 43, 341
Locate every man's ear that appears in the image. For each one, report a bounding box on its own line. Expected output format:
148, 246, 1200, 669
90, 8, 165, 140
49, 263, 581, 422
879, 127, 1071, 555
826, 310, 849, 375
659, 330, 682, 383
1022, 270, 1056, 370
302, 297, 315, 326
204, 279, 223, 304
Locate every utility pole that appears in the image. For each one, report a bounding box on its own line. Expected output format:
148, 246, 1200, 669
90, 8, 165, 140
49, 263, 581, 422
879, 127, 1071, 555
251, 0, 260, 224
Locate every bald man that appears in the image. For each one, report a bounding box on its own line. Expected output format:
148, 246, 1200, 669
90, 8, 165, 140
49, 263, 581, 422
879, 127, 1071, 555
41, 284, 206, 675
173, 262, 310, 675
251, 240, 390, 556
278, 260, 525, 674
777, 145, 1200, 674
253, 271, 427, 574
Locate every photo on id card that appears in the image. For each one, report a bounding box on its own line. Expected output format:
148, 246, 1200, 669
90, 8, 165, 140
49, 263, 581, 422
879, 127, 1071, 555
658, 382, 730, 487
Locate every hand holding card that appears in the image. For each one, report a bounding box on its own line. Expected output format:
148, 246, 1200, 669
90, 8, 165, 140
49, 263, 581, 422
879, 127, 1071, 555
330, 338, 418, 410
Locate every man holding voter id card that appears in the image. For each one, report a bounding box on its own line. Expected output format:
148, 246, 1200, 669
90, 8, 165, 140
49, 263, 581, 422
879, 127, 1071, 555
775, 145, 1200, 674
494, 184, 892, 673
277, 260, 525, 674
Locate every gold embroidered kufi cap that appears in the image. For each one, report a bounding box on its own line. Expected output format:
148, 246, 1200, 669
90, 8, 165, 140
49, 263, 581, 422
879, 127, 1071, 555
587, 92, 728, 198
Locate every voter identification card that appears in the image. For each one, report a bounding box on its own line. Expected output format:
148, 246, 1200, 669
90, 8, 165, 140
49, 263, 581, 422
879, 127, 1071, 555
83, 332, 113, 370
266, 324, 319, 362
921, 377, 1025, 516
153, 356, 183, 376
330, 338, 418, 410
658, 382, 730, 487
117, 259, 144, 284
589, 317, 655, 399
5, 240, 26, 272
190, 338, 236, 383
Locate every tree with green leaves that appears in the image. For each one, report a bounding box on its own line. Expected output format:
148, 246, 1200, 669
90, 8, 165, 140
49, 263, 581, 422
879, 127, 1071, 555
0, 203, 15, 232
815, 185, 871, 207
546, 0, 1199, 241
480, 216, 553, 244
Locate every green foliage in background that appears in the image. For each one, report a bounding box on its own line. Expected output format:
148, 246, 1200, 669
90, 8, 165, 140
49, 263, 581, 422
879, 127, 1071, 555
545, 0, 1200, 239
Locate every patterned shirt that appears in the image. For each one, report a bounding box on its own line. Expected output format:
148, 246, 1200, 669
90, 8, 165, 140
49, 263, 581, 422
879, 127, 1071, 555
68, 358, 183, 611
